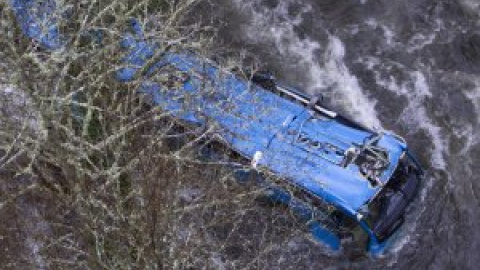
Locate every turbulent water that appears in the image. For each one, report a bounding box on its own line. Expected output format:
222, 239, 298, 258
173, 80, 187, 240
202, 0, 480, 268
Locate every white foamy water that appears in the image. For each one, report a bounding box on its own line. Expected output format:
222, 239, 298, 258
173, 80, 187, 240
360, 57, 447, 170
232, 0, 382, 129
398, 71, 446, 170
459, 0, 480, 17
320, 36, 382, 128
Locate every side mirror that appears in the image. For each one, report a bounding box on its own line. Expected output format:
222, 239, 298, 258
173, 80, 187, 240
253, 70, 274, 80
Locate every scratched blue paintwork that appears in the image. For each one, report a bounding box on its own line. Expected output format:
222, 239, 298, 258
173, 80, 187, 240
10, 0, 413, 254
116, 41, 406, 214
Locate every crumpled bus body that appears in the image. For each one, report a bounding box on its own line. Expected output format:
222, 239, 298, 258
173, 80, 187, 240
10, 0, 423, 255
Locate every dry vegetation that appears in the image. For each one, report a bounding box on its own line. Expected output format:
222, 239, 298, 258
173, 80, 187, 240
0, 1, 316, 269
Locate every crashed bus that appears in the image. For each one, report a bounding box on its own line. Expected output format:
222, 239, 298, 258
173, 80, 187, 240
10, 0, 423, 255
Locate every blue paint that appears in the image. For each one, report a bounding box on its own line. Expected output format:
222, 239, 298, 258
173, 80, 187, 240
309, 222, 341, 251
10, 0, 63, 49
264, 185, 292, 206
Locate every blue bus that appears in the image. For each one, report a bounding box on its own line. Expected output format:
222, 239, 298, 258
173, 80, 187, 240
10, 0, 423, 255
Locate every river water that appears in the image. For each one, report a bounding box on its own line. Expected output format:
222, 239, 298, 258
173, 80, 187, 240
202, 0, 480, 269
